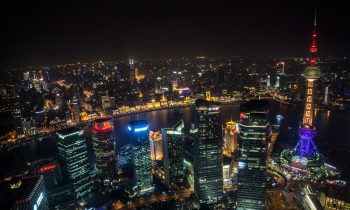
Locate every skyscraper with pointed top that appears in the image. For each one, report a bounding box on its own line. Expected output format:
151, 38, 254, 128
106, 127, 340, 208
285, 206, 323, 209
223, 117, 238, 158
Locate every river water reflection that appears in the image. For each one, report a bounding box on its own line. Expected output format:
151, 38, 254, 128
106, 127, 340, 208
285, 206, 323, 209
1, 101, 349, 178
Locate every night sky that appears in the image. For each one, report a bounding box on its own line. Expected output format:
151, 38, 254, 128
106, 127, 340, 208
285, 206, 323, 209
1, 1, 349, 68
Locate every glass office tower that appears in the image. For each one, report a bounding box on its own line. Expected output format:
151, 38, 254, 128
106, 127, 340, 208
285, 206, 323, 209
128, 120, 153, 193
92, 118, 117, 186
56, 128, 91, 198
162, 119, 185, 189
236, 100, 270, 210
194, 99, 223, 206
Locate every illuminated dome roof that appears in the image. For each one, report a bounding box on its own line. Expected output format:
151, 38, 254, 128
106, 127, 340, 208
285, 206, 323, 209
226, 119, 236, 128
304, 66, 321, 80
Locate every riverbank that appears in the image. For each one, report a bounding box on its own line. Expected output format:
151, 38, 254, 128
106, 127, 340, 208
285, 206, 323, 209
0, 100, 349, 180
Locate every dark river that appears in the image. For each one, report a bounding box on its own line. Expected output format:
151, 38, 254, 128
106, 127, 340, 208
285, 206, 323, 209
1, 101, 350, 178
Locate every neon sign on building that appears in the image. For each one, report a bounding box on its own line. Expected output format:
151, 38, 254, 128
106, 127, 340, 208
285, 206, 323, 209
40, 165, 56, 172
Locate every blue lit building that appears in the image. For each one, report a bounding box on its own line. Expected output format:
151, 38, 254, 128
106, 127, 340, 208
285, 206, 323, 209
193, 99, 223, 206
128, 120, 153, 193
236, 100, 270, 210
56, 128, 91, 198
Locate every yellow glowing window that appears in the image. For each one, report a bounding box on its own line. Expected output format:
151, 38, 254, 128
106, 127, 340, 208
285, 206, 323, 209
307, 89, 313, 95
308, 82, 313, 87
306, 104, 311, 109
306, 111, 311, 117
307, 96, 312, 102
305, 118, 309, 123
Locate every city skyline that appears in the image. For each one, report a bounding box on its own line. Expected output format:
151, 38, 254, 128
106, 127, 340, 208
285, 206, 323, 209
2, 1, 350, 69
1, 2, 350, 210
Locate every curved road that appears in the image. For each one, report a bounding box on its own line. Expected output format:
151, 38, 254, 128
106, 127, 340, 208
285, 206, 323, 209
267, 168, 288, 192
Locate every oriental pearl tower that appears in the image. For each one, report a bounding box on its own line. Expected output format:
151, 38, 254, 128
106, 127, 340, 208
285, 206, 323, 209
294, 13, 321, 161
279, 12, 336, 179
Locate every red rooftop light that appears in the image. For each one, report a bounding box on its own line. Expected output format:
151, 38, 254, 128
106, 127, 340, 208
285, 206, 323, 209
240, 113, 248, 119
92, 120, 113, 133
40, 164, 56, 172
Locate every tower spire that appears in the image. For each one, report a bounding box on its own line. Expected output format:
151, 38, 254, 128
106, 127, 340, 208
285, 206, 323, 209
309, 10, 318, 67
314, 8, 317, 27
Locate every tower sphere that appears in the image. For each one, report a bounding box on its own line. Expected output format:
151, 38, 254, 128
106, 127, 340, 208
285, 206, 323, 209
304, 66, 321, 80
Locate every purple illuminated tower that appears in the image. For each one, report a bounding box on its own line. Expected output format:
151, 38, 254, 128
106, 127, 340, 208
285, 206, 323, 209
294, 13, 321, 160
279, 12, 337, 179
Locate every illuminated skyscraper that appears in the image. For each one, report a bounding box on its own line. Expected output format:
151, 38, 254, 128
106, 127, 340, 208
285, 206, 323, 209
114, 65, 121, 84
276, 76, 280, 88
0, 175, 49, 210
223, 119, 238, 157
172, 80, 178, 90
129, 57, 135, 83
70, 97, 80, 123
128, 120, 153, 193
162, 120, 185, 189
205, 91, 211, 101
56, 128, 91, 198
222, 119, 237, 191
101, 93, 115, 111
23, 71, 30, 80
55, 94, 63, 108
92, 119, 117, 186
236, 100, 270, 210
294, 13, 321, 162
222, 157, 232, 190
324, 86, 329, 105
33, 160, 62, 191
276, 62, 285, 89
194, 99, 223, 206
149, 131, 163, 161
